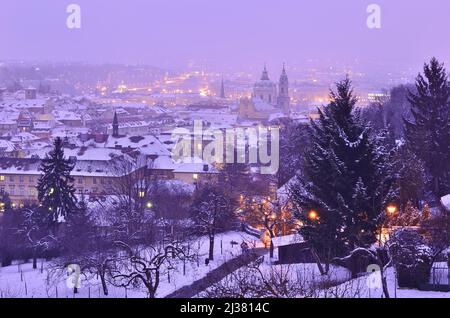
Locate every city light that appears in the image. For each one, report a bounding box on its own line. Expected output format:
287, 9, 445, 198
386, 204, 397, 215
308, 210, 319, 221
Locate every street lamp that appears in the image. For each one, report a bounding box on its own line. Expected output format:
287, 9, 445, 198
308, 210, 319, 221
386, 204, 397, 215
146, 201, 153, 209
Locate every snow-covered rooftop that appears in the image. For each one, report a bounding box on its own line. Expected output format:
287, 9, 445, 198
271, 234, 304, 248
105, 135, 170, 156
441, 194, 450, 212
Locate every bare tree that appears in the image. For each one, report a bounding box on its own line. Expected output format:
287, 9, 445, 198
203, 261, 314, 298
191, 184, 235, 261
19, 207, 57, 269
109, 240, 192, 298
202, 259, 358, 298
104, 155, 157, 244
239, 198, 294, 258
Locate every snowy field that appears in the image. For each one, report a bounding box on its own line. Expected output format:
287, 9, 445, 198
1, 233, 448, 298
0, 231, 260, 298
325, 265, 450, 298
198, 247, 450, 298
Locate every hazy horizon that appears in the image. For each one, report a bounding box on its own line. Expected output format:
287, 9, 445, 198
1, 0, 450, 73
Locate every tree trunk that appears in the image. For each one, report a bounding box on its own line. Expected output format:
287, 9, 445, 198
100, 271, 109, 296
209, 235, 215, 261
32, 256, 37, 270
269, 231, 275, 258
381, 269, 390, 298
311, 248, 328, 275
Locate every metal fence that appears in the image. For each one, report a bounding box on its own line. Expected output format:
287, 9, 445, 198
430, 267, 449, 286
422, 267, 450, 292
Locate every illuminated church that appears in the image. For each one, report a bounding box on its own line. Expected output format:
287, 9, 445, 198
238, 65, 290, 121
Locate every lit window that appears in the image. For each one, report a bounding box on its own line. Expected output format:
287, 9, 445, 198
193, 174, 199, 180
138, 191, 145, 198
0, 176, 4, 181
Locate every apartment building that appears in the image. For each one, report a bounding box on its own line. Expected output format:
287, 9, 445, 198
0, 156, 133, 207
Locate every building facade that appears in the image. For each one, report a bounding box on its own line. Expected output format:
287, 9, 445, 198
239, 65, 291, 120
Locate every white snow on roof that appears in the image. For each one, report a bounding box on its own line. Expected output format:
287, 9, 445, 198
105, 135, 170, 156
151, 155, 175, 170
25, 146, 125, 161
0, 111, 20, 124
52, 110, 82, 121
441, 194, 450, 212
271, 234, 304, 248
0, 140, 16, 152
252, 97, 276, 112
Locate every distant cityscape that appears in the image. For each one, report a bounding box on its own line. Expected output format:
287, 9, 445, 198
0, 59, 418, 206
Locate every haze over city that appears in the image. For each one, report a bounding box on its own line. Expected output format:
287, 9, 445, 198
1, 0, 449, 73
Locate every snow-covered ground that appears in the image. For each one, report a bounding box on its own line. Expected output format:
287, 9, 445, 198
323, 263, 450, 298
197, 245, 450, 298
0, 231, 260, 298
2, 233, 447, 298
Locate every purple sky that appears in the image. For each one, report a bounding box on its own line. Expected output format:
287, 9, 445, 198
1, 0, 449, 72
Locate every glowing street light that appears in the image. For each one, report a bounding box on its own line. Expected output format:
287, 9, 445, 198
308, 210, 319, 221
146, 202, 153, 209
386, 204, 397, 215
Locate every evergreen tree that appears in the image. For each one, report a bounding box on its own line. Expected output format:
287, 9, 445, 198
37, 137, 77, 227
391, 201, 422, 227
404, 57, 450, 197
290, 78, 390, 273
275, 118, 311, 186
390, 145, 426, 209
62, 197, 96, 256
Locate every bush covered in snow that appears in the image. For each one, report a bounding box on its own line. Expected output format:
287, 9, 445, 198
389, 228, 433, 289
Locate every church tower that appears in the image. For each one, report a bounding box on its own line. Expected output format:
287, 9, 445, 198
220, 76, 226, 99
112, 111, 119, 137
253, 65, 278, 105
277, 64, 290, 114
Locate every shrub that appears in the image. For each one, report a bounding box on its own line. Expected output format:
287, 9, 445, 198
389, 228, 433, 289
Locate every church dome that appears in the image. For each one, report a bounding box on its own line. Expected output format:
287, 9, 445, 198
254, 65, 276, 88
